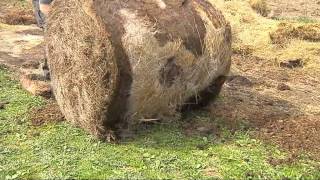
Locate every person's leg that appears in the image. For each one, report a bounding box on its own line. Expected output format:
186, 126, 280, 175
38, 0, 53, 80
39, 0, 53, 16
32, 0, 46, 28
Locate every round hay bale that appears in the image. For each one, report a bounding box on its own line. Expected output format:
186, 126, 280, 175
46, 0, 232, 139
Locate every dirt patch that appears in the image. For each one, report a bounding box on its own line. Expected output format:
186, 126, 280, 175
16, 28, 44, 36
267, 154, 298, 166
267, 0, 320, 21
257, 115, 320, 160
0, 51, 26, 69
21, 60, 40, 69
183, 117, 222, 137
29, 101, 65, 126
0, 25, 49, 98
21, 43, 46, 65
209, 53, 320, 159
0, 101, 9, 110
0, 25, 44, 70
276, 83, 290, 91
20, 74, 51, 98
203, 168, 222, 178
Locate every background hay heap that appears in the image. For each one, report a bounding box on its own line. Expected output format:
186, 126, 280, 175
249, 0, 270, 17
46, 0, 232, 139
209, 0, 320, 76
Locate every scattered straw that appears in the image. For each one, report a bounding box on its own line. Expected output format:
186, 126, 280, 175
208, 0, 320, 77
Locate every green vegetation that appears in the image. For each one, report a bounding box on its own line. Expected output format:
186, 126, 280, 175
1, 66, 320, 179
271, 16, 319, 24
296, 16, 318, 24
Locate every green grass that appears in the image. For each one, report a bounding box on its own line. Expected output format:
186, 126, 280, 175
0, 66, 320, 179
296, 16, 319, 24
272, 16, 319, 24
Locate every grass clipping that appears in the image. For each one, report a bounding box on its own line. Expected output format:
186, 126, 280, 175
46, 0, 232, 139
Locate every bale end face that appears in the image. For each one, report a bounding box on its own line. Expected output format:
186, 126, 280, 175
47, 0, 232, 139
46, 0, 119, 138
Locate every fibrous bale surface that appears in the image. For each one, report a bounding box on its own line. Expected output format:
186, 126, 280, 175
46, 0, 232, 139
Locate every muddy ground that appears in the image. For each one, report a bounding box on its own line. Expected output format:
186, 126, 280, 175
0, 0, 320, 160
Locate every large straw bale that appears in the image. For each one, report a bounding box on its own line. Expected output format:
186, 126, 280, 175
46, 0, 232, 139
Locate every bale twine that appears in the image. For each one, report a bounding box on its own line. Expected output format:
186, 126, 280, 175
46, 0, 232, 140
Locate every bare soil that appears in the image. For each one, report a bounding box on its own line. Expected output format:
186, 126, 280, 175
210, 54, 320, 159
0, 26, 44, 70
258, 115, 320, 160
267, 0, 320, 21
29, 101, 65, 126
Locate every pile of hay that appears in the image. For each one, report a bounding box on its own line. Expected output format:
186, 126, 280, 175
0, 9, 36, 25
270, 23, 320, 44
208, 0, 320, 76
249, 0, 270, 17
46, 0, 232, 140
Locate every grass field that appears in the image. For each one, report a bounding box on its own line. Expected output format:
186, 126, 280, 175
1, 66, 320, 179
1, 0, 320, 179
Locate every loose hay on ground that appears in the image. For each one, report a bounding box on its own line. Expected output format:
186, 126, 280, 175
29, 101, 65, 126
270, 23, 320, 44
0, 10, 36, 25
249, 0, 270, 17
208, 0, 320, 77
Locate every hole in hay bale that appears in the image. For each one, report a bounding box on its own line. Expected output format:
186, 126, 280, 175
181, 76, 227, 112
159, 57, 182, 88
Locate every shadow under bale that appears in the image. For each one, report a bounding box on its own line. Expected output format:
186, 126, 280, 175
46, 0, 232, 140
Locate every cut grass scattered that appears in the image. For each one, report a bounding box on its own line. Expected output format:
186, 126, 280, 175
1, 67, 320, 179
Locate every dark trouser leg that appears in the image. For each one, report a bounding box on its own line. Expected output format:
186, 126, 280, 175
40, 0, 53, 5
32, 0, 50, 79
39, 0, 53, 79
32, 0, 46, 29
